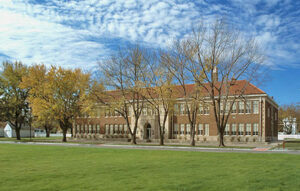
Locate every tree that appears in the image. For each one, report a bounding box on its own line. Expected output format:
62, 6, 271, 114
32, 116, 57, 137
278, 104, 300, 134
162, 41, 203, 146
95, 45, 148, 144
170, 19, 264, 146
143, 51, 175, 145
0, 61, 30, 140
21, 65, 92, 142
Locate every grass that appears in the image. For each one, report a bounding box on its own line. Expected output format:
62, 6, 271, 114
0, 137, 255, 148
0, 144, 299, 191
111, 142, 256, 149
283, 139, 300, 150
273, 139, 300, 150
0, 137, 104, 144
0, 137, 62, 141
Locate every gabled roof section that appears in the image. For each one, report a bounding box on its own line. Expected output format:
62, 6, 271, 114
170, 80, 266, 98
102, 80, 267, 101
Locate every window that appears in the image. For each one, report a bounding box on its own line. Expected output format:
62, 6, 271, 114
246, 124, 251, 135
174, 124, 178, 135
224, 124, 230, 135
198, 124, 203, 135
200, 104, 209, 114
253, 101, 259, 114
124, 124, 128, 134
232, 102, 236, 113
220, 102, 224, 113
142, 108, 147, 116
186, 124, 191, 135
85, 124, 88, 133
253, 123, 259, 135
105, 109, 110, 117
174, 104, 179, 115
96, 124, 100, 134
119, 124, 123, 134
239, 102, 244, 113
268, 107, 270, 118
225, 103, 230, 113
245, 101, 251, 113
238, 124, 244, 135
180, 103, 185, 115
275, 112, 277, 120
76, 125, 80, 134
114, 124, 118, 134
92, 125, 95, 133
199, 104, 204, 114
147, 107, 153, 116
110, 125, 114, 135
231, 124, 236, 136
105, 125, 109, 134
97, 109, 101, 118
89, 125, 92, 134
204, 105, 209, 114
78, 125, 82, 133
205, 124, 209, 136
180, 124, 185, 135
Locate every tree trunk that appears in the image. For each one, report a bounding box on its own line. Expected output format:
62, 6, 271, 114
70, 126, 73, 138
160, 133, 164, 145
45, 127, 50, 138
190, 124, 196, 146
191, 132, 196, 146
15, 127, 21, 140
219, 132, 225, 147
62, 128, 67, 142
131, 134, 137, 144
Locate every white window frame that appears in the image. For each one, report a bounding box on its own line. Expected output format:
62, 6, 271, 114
245, 101, 251, 114
186, 124, 191, 135
239, 101, 245, 114
246, 124, 251, 135
205, 124, 209, 136
224, 124, 230, 135
180, 124, 185, 135
231, 124, 236, 136
198, 124, 203, 135
238, 124, 244, 136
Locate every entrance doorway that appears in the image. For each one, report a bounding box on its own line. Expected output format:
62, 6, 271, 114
145, 123, 151, 140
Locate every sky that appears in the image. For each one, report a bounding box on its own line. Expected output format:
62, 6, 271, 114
0, 0, 299, 105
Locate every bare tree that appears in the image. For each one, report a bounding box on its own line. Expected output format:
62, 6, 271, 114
162, 41, 203, 146
142, 51, 175, 145
96, 45, 149, 144
174, 19, 264, 146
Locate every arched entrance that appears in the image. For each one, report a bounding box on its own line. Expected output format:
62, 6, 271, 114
144, 123, 151, 140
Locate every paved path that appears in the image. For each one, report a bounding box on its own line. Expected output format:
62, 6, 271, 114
1, 141, 300, 155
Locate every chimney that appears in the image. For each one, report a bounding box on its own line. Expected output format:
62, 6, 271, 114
213, 66, 218, 82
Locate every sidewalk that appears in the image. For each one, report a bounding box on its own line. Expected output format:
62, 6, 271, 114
1, 140, 299, 154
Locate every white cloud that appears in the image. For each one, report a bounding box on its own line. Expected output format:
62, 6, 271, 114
0, 0, 299, 70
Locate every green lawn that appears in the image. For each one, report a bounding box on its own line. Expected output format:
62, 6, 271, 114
0, 144, 299, 191
284, 139, 300, 150
0, 137, 62, 141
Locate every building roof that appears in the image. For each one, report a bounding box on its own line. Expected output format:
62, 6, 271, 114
171, 80, 265, 98
4, 122, 32, 130
0, 122, 6, 129
103, 80, 266, 101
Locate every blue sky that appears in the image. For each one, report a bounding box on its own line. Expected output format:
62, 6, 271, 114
0, 0, 299, 105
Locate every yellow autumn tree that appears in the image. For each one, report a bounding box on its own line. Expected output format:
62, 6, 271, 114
0, 61, 30, 140
21, 65, 94, 142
